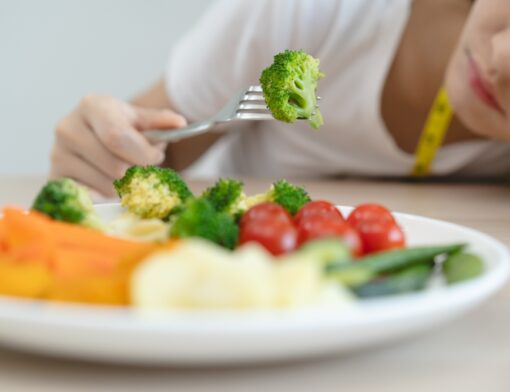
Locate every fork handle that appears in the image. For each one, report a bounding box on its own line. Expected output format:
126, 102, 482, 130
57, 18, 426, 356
143, 120, 215, 143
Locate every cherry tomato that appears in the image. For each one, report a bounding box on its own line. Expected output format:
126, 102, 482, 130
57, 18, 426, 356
347, 204, 395, 228
296, 216, 362, 257
239, 219, 297, 256
294, 200, 344, 226
356, 220, 406, 254
240, 203, 292, 228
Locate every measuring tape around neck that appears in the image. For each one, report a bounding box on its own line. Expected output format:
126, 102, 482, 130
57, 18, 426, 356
412, 86, 454, 177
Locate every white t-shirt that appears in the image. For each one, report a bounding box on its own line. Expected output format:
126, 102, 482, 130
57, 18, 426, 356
165, 0, 510, 179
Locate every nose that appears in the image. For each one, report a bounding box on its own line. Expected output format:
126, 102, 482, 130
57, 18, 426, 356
490, 28, 510, 83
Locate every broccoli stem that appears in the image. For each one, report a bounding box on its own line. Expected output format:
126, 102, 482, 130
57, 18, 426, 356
289, 69, 323, 129
309, 111, 324, 130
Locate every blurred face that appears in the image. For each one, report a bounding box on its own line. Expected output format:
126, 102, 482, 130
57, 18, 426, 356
445, 0, 510, 140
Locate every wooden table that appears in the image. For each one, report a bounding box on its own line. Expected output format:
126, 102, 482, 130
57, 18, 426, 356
0, 175, 509, 392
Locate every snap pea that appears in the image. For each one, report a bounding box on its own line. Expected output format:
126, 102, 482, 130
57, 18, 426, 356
352, 264, 433, 298
443, 252, 484, 284
326, 243, 466, 286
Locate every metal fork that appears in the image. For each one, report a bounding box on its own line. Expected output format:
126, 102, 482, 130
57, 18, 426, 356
143, 85, 273, 143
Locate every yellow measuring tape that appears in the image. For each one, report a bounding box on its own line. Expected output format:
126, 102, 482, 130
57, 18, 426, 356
412, 86, 453, 176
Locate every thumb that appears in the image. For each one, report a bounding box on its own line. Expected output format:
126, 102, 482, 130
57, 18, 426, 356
135, 107, 187, 131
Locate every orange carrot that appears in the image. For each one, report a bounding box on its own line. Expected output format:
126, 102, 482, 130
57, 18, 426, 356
47, 275, 129, 305
48, 218, 151, 255
0, 220, 6, 252
0, 207, 178, 305
2, 208, 152, 261
0, 255, 52, 299
2, 208, 55, 264
46, 243, 178, 305
52, 249, 120, 277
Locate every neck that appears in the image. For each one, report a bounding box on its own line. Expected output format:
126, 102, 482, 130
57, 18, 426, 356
381, 0, 477, 154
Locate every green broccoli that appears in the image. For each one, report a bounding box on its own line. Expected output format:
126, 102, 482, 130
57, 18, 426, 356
170, 198, 239, 249
201, 178, 247, 217
246, 179, 311, 216
113, 165, 192, 220
260, 49, 324, 129
32, 178, 102, 228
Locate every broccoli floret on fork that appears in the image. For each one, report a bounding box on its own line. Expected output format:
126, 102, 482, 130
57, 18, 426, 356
260, 49, 324, 129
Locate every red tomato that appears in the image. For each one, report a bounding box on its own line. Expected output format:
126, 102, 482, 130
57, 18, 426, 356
294, 200, 344, 226
239, 219, 297, 256
356, 220, 406, 254
296, 216, 362, 257
347, 204, 395, 229
240, 203, 292, 228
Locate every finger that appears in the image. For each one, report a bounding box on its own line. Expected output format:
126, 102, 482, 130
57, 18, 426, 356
81, 97, 164, 165
135, 107, 187, 130
152, 141, 168, 151
51, 143, 118, 197
135, 108, 186, 152
56, 114, 133, 181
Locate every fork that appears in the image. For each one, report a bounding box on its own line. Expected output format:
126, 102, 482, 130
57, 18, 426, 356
143, 85, 273, 143
144, 84, 322, 142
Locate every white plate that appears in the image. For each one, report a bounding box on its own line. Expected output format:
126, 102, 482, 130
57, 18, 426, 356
0, 205, 507, 365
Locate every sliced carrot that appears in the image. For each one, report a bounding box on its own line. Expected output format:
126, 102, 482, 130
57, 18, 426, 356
2, 208, 55, 264
0, 220, 7, 252
47, 275, 129, 305
48, 218, 151, 256
0, 207, 179, 305
0, 255, 52, 299
52, 249, 119, 278
48, 242, 178, 305
2, 207, 152, 262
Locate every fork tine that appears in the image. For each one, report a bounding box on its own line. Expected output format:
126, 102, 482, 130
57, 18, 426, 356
236, 111, 273, 121
241, 95, 267, 102
247, 86, 322, 103
234, 85, 322, 122
239, 102, 268, 110
237, 107, 270, 114
247, 85, 263, 93
244, 91, 264, 98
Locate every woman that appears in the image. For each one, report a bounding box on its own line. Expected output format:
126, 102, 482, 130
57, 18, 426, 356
50, 0, 510, 197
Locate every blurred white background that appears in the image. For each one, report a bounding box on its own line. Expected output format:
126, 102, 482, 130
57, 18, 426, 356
0, 0, 210, 175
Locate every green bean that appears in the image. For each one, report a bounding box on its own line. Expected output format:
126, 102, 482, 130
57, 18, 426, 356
352, 264, 433, 298
326, 243, 466, 287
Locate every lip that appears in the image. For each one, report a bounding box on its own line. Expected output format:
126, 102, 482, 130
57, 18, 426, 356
466, 50, 505, 115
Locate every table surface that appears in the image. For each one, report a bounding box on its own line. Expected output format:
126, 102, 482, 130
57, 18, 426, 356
0, 175, 509, 392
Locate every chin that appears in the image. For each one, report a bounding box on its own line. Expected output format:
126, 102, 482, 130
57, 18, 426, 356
445, 62, 509, 141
